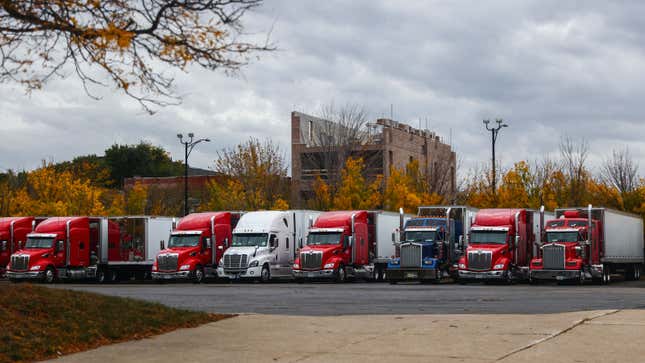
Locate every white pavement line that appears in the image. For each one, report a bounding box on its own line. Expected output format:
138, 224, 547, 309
495, 309, 620, 362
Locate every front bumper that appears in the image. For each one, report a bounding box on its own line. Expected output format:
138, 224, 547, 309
458, 270, 505, 281
293, 269, 335, 279
151, 271, 191, 280
387, 268, 438, 281
217, 266, 262, 279
7, 270, 44, 280
530, 269, 580, 281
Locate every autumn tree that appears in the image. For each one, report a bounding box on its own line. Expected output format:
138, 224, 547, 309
0, 0, 273, 112
332, 157, 381, 210
205, 138, 289, 210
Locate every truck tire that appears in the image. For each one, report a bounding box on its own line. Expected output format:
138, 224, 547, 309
504, 270, 514, 285
193, 266, 204, 284
43, 267, 55, 284
335, 265, 346, 283
260, 264, 271, 283
636, 265, 641, 280
96, 269, 106, 284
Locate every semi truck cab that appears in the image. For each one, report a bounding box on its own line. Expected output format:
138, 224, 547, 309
218, 211, 318, 282
152, 212, 239, 283
0, 217, 38, 277
530, 209, 600, 283
458, 225, 515, 281
387, 218, 448, 283
293, 211, 369, 282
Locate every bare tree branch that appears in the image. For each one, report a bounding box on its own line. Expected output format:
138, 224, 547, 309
0, 0, 274, 113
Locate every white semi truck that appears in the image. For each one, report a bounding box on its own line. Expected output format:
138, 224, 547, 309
217, 210, 321, 282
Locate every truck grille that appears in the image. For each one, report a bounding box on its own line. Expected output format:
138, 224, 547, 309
400, 244, 422, 268
543, 244, 565, 270
157, 254, 178, 271
11, 255, 29, 271
223, 254, 248, 270
300, 251, 323, 270
467, 251, 492, 270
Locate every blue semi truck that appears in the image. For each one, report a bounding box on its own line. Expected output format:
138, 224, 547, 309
387, 206, 477, 284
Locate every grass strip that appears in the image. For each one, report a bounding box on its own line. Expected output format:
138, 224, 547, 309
0, 283, 232, 362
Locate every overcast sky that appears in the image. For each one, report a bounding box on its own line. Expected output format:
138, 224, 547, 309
1, 1, 644, 177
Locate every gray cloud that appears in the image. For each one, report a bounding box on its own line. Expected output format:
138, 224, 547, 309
1, 0, 644, 177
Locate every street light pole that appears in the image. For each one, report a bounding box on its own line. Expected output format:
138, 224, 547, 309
483, 119, 508, 196
177, 133, 211, 216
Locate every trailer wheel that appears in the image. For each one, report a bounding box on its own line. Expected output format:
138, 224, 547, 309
636, 265, 641, 280
193, 266, 204, 284
260, 264, 271, 283
43, 267, 55, 284
335, 265, 346, 283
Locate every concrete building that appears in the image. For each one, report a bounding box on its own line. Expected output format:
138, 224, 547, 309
291, 111, 457, 207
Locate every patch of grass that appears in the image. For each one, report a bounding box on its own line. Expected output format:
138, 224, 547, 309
0, 283, 232, 363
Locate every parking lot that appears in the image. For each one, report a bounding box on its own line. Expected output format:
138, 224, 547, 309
51, 279, 645, 316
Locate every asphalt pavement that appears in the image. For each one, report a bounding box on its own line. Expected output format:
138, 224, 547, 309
51, 280, 645, 316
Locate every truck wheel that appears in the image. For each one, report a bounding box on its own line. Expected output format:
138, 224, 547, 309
505, 270, 514, 285
260, 265, 271, 283
43, 267, 55, 284
193, 266, 204, 284
108, 271, 118, 283
434, 269, 442, 284
96, 269, 106, 284
636, 265, 641, 280
335, 265, 346, 283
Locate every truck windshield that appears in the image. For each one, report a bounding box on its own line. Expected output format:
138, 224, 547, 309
168, 234, 200, 248
470, 231, 507, 244
25, 237, 54, 249
307, 232, 342, 245
232, 233, 268, 247
546, 231, 579, 243
405, 231, 436, 242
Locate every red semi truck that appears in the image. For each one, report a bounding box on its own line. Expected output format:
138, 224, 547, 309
458, 208, 543, 283
0, 217, 44, 276
7, 216, 173, 283
292, 210, 399, 282
152, 212, 241, 283
530, 205, 644, 284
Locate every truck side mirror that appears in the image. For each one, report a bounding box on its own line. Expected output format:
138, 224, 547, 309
1, 240, 6, 251
18, 240, 23, 250
56, 240, 64, 253
269, 235, 277, 248
160, 240, 165, 250
458, 235, 464, 249
348, 236, 354, 248
224, 238, 229, 248
205, 238, 212, 249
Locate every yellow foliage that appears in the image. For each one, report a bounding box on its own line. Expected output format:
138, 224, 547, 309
125, 182, 148, 215
271, 198, 290, 210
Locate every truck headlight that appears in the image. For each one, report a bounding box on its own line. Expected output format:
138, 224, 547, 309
324, 262, 335, 269
458, 263, 466, 269
179, 264, 191, 271
152, 265, 158, 271
249, 260, 259, 268
293, 263, 299, 269
493, 263, 505, 270
30, 265, 41, 271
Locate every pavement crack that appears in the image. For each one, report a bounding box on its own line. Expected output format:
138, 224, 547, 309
495, 309, 621, 362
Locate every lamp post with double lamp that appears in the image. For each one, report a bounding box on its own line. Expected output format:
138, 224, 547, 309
177, 133, 210, 216
483, 119, 508, 196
